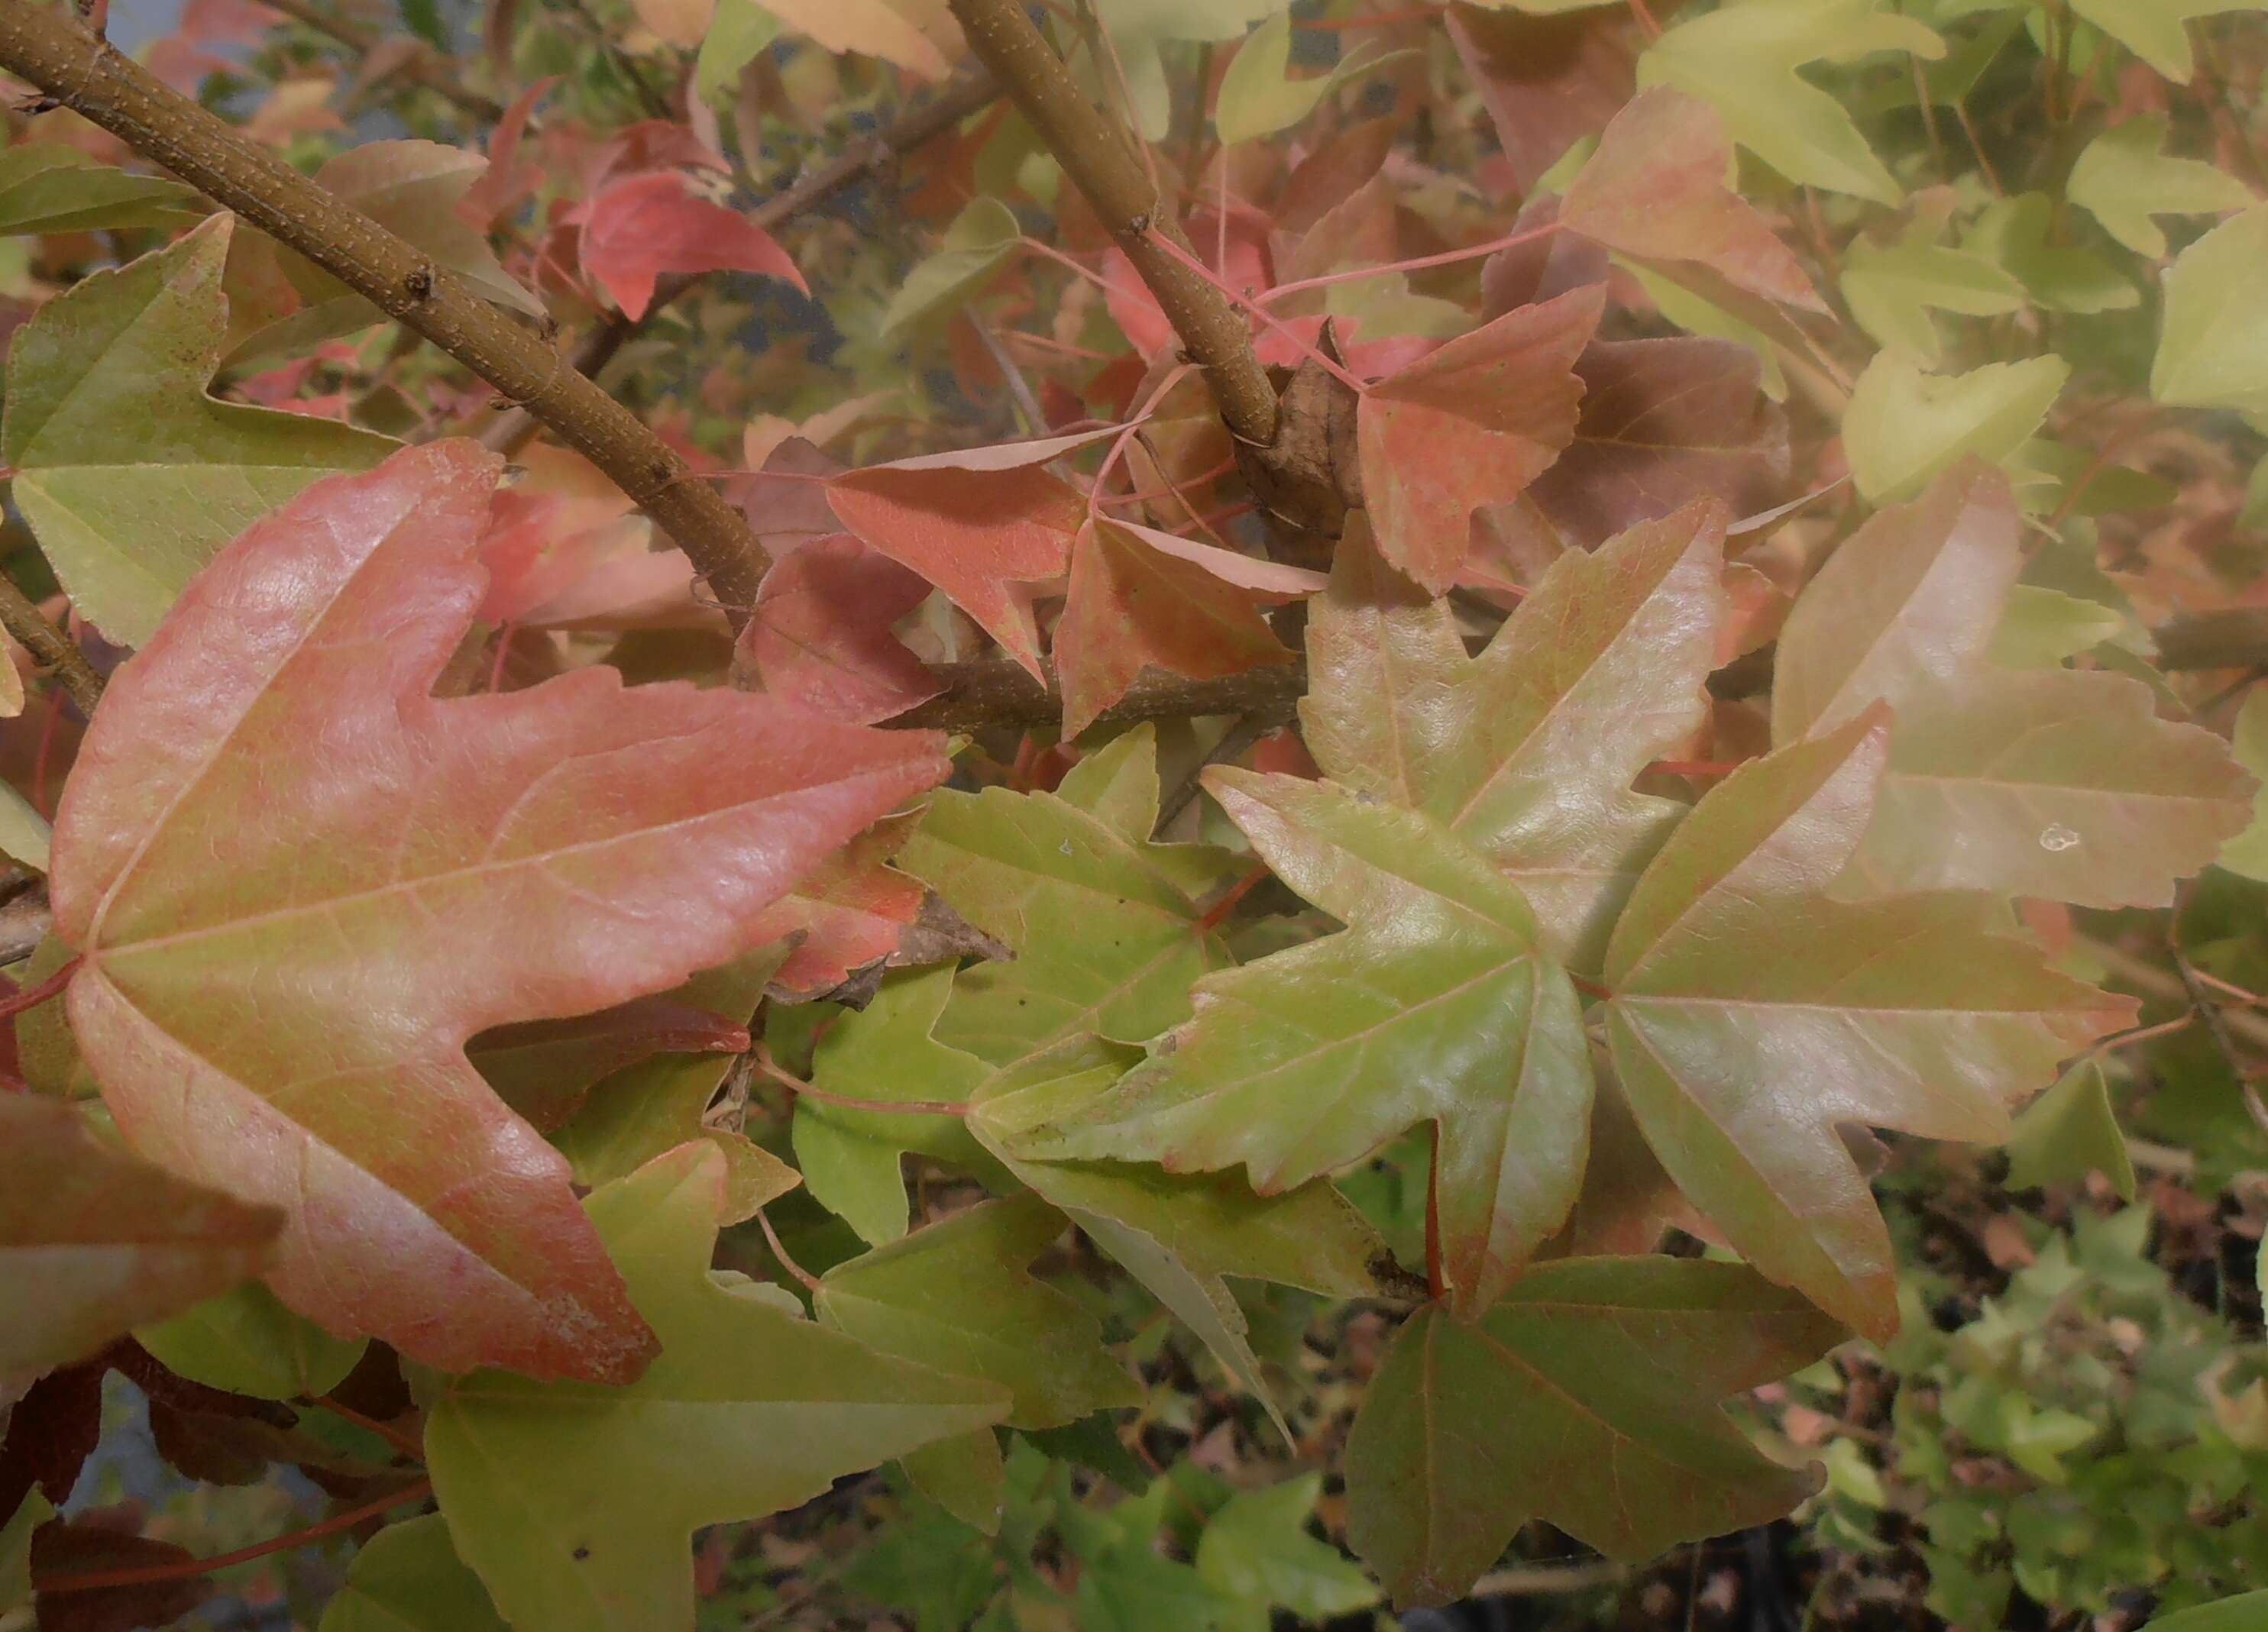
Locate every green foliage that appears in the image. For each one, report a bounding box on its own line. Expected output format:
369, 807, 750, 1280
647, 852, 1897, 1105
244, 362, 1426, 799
1808, 1206, 2268, 1623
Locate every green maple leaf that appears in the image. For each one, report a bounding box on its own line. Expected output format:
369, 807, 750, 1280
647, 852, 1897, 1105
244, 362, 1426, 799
1841, 350, 2069, 502
792, 962, 1002, 1246
422, 1142, 1010, 1632
1344, 1257, 1843, 1607
2066, 0, 2267, 83
2218, 690, 2268, 881
1774, 463, 2254, 906
816, 1192, 1142, 1527
898, 725, 1237, 1068
2, 215, 395, 646
1040, 509, 1727, 1313
1963, 193, 2137, 317
2067, 116, 2254, 258
1600, 713, 2134, 1337
2152, 206, 2268, 419
135, 1279, 366, 1402
2004, 1059, 2136, 1201
1194, 1473, 1379, 1632
969, 1038, 1386, 1436
1043, 771, 1592, 1317
319, 1515, 507, 1632
1636, 0, 1943, 203
1076, 0, 1289, 141
0, 145, 199, 234
1840, 214, 2027, 363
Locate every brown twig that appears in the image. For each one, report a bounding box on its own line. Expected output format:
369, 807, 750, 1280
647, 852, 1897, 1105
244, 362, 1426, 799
478, 70, 1003, 457
946, 0, 1280, 453
0, 5, 769, 629
260, 0, 504, 122
0, 570, 103, 715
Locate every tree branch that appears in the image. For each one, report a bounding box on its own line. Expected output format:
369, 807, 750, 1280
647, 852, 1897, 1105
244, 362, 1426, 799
260, 0, 505, 122
0, 4, 768, 627
944, 0, 1280, 452
889, 658, 1304, 735
0, 569, 103, 715
479, 70, 1003, 457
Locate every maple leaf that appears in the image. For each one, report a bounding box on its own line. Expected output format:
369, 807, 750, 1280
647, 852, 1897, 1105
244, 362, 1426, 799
2067, 115, 2256, 259
1, 1094, 282, 1379
827, 429, 1120, 680
1042, 770, 1594, 1316
0, 145, 198, 234
1343, 1257, 1843, 1607
815, 1192, 1142, 1528
1600, 713, 2134, 1338
577, 171, 808, 322
1478, 335, 1791, 564
1558, 86, 1824, 316
1054, 519, 1311, 738
746, 0, 964, 79
2, 215, 394, 648
49, 441, 951, 1382
967, 1036, 1387, 1436
422, 1142, 1008, 1632
733, 535, 940, 724
1634, 0, 1943, 205
898, 726, 1238, 1068
1773, 462, 2254, 906
134, 1279, 367, 1403
1356, 286, 1602, 591
1304, 507, 1726, 971
1446, 0, 1682, 197
792, 963, 1003, 1246
319, 1514, 508, 1632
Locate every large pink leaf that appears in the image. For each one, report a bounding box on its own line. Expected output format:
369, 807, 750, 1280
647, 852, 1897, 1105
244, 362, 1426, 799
578, 171, 808, 322
50, 441, 950, 1382
1356, 288, 1601, 590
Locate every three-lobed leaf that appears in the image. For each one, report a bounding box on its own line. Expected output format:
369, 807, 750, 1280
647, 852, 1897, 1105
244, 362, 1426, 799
1344, 1256, 1843, 1606
423, 1142, 1008, 1632
1601, 713, 2133, 1336
50, 440, 949, 1382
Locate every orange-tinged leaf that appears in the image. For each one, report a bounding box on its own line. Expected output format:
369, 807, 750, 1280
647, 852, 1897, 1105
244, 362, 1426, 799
1344, 1258, 1839, 1608
49, 441, 952, 1382
578, 171, 807, 322
747, 0, 963, 78
1774, 463, 2253, 906
1601, 715, 2134, 1338
1770, 461, 2019, 745
827, 431, 1116, 680
733, 534, 940, 725
1, 1094, 282, 1378
1561, 87, 1825, 316
1304, 506, 1726, 971
1356, 288, 1600, 590
1054, 519, 1296, 738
